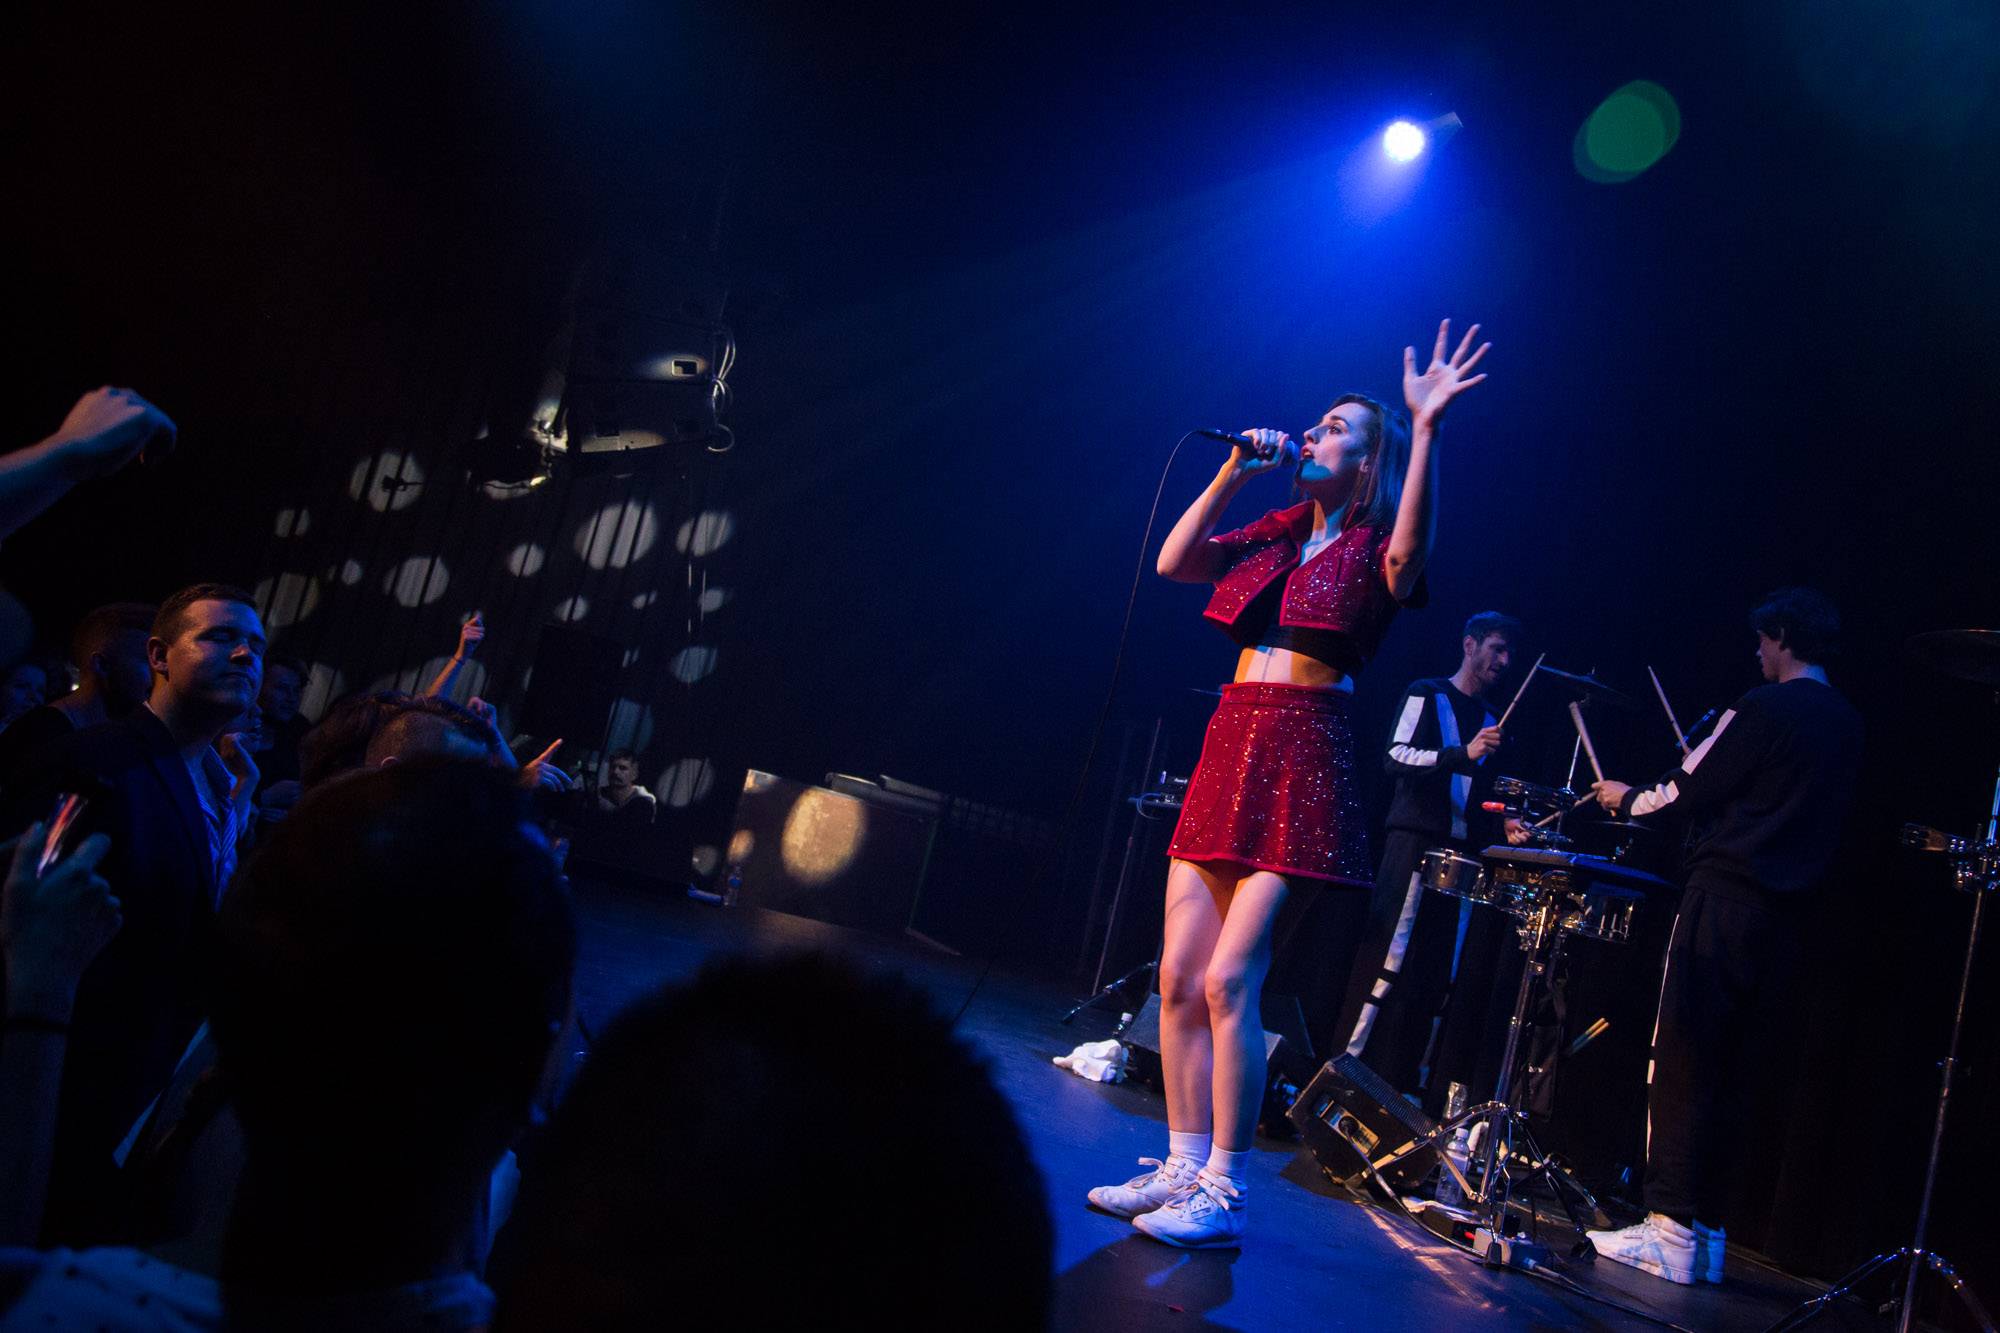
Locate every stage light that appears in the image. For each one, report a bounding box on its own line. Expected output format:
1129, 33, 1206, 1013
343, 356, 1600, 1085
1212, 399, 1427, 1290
1383, 120, 1427, 162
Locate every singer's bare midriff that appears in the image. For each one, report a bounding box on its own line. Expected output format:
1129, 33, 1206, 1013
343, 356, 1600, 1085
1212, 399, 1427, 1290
1233, 645, 1353, 691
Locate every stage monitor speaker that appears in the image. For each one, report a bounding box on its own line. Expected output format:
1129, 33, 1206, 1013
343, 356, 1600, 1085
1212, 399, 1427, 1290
519, 624, 623, 746
1287, 1054, 1439, 1196
727, 771, 934, 935
1121, 993, 1297, 1089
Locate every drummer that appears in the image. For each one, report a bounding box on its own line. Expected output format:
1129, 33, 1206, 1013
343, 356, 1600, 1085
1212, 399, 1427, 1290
1338, 611, 1529, 1104
1582, 587, 1863, 1285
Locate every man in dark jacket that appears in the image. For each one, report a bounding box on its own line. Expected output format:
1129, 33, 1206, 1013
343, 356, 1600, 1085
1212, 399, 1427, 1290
1, 583, 263, 1242
1585, 588, 1863, 1286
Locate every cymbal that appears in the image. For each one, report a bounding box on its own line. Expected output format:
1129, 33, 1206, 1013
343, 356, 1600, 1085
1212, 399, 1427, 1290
1906, 629, 2000, 687
1537, 665, 1639, 711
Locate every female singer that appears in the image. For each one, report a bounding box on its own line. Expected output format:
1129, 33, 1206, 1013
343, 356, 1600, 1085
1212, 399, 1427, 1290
1090, 320, 1490, 1248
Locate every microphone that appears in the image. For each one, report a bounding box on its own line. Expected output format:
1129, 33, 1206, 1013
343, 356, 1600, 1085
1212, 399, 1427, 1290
1193, 428, 1290, 462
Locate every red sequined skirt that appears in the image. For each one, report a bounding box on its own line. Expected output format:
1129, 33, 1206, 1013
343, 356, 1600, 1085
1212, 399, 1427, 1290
1167, 682, 1372, 886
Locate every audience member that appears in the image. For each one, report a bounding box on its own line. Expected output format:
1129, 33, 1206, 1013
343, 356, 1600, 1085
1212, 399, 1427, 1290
240, 654, 310, 824
0, 605, 156, 780
0, 584, 264, 1242
594, 750, 655, 824
296, 690, 407, 789
297, 691, 572, 797
490, 953, 1053, 1331
424, 611, 486, 700
246, 654, 308, 786
363, 696, 503, 768
0, 761, 575, 1331
0, 661, 51, 732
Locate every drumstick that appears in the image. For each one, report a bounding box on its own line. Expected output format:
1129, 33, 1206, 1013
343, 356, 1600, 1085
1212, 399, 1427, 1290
1494, 652, 1546, 732
1568, 700, 1605, 783
1647, 665, 1690, 756
1532, 794, 1597, 829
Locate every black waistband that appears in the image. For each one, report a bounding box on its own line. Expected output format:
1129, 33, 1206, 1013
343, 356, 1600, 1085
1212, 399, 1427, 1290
1253, 622, 1361, 676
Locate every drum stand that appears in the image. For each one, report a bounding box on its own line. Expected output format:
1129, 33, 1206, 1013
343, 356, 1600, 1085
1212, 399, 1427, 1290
1372, 888, 1608, 1267
1768, 762, 1999, 1333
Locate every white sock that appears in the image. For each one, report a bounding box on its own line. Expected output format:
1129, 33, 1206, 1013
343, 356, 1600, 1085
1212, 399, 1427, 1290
1167, 1130, 1211, 1168
1205, 1145, 1250, 1186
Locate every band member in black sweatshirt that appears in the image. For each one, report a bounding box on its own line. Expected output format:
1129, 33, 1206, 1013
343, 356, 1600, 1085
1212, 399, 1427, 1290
1584, 587, 1863, 1285
1339, 611, 1526, 1100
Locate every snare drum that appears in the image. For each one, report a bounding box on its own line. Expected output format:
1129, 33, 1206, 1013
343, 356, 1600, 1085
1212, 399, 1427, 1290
1419, 849, 1490, 904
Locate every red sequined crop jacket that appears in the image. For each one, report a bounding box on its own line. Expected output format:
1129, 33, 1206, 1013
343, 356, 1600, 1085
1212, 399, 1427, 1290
1200, 501, 1423, 672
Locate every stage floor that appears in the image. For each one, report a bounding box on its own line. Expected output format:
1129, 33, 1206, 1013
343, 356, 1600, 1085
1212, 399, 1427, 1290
568, 878, 1838, 1331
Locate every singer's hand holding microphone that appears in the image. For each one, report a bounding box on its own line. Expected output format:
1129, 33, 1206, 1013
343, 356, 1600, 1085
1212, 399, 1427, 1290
1199, 427, 1297, 476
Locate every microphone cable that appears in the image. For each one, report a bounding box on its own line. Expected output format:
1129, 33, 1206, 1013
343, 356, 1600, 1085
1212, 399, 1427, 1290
1047, 431, 1204, 948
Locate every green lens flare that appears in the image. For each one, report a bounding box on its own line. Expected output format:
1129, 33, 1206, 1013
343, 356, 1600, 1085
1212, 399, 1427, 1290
1575, 80, 1682, 183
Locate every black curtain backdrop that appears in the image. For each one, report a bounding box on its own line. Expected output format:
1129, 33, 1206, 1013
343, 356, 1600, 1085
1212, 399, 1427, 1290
6, 0, 1997, 1302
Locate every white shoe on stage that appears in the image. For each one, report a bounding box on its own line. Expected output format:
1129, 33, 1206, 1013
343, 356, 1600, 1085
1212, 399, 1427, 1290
1131, 1171, 1244, 1249
1586, 1213, 1697, 1284
1086, 1155, 1200, 1219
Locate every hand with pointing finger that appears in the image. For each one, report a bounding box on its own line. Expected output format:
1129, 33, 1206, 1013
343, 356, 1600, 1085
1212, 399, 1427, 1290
521, 738, 573, 793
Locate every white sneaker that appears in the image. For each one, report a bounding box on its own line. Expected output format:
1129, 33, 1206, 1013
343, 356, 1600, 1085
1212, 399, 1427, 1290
1131, 1170, 1244, 1249
1087, 1155, 1201, 1219
1586, 1213, 1696, 1284
1693, 1220, 1726, 1283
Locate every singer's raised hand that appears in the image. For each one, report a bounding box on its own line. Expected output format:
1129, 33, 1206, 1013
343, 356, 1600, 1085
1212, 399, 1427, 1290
1403, 319, 1491, 429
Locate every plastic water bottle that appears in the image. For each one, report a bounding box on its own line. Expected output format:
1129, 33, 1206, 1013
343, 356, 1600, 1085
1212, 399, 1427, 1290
1436, 1081, 1473, 1207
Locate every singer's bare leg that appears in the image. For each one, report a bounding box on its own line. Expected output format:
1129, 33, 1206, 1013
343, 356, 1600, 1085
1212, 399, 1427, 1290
1206, 870, 1288, 1152
1158, 859, 1231, 1136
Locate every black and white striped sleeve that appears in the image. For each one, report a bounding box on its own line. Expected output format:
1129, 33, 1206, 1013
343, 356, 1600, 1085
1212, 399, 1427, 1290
1617, 702, 1763, 819
1385, 686, 1471, 778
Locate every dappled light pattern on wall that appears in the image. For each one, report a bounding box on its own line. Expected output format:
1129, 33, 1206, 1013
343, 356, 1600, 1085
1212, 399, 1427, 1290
670, 644, 718, 683
299, 664, 347, 721
254, 572, 322, 630
576, 499, 659, 570
384, 556, 450, 608
348, 451, 426, 513
659, 756, 716, 809
605, 698, 655, 754
505, 542, 547, 577
201, 311, 736, 861
676, 509, 735, 557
